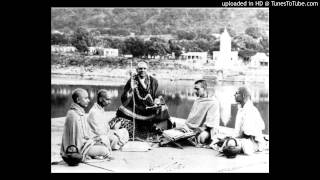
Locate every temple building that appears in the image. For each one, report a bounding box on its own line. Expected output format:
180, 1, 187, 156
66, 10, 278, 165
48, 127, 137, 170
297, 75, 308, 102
212, 28, 240, 68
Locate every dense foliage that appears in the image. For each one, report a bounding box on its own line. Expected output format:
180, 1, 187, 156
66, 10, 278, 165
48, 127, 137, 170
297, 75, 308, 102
52, 8, 268, 37
51, 8, 269, 60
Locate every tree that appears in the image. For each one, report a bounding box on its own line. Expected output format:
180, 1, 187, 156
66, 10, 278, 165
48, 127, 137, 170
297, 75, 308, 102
124, 37, 146, 58
145, 40, 156, 58
169, 40, 182, 60
71, 27, 91, 54
256, 10, 269, 22
109, 38, 126, 55
219, 27, 237, 37
196, 32, 216, 41
145, 38, 169, 59
51, 33, 70, 45
233, 34, 257, 50
245, 27, 263, 39
238, 49, 257, 62
176, 30, 196, 40
211, 41, 220, 52
259, 36, 269, 53
245, 41, 263, 52
194, 39, 212, 52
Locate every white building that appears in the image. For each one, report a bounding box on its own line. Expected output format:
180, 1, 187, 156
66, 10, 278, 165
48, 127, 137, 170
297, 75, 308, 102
249, 52, 269, 67
51, 30, 64, 35
51, 45, 76, 53
179, 51, 208, 68
88, 47, 119, 57
124, 54, 133, 58
212, 28, 240, 68
103, 48, 118, 57
88, 47, 99, 55
181, 52, 208, 63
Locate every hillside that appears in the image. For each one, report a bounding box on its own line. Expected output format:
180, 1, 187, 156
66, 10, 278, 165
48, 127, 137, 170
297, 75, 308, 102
51, 8, 269, 37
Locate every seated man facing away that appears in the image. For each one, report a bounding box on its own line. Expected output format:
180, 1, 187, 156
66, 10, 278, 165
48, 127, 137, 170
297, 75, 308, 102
60, 88, 112, 162
87, 89, 129, 150
217, 87, 266, 155
178, 79, 220, 146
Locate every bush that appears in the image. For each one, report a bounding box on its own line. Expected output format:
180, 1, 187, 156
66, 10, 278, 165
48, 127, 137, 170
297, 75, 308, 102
245, 27, 263, 39
219, 28, 237, 37
176, 30, 196, 40
51, 33, 70, 45
97, 28, 130, 36
238, 49, 257, 61
71, 27, 91, 53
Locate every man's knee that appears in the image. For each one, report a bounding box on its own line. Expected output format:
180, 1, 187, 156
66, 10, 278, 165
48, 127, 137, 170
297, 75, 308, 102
109, 134, 120, 150
240, 139, 255, 155
198, 131, 210, 144
87, 145, 110, 157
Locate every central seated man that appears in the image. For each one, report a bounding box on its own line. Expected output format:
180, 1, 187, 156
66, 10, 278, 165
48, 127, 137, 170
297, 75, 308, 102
110, 61, 172, 140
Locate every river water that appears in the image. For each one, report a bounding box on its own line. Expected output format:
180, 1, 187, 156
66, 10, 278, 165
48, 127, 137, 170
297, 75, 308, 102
51, 79, 269, 134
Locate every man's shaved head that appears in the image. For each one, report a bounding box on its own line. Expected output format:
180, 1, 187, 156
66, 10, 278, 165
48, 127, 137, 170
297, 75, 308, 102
97, 89, 112, 108
72, 88, 87, 103
71, 88, 90, 108
238, 86, 251, 100
137, 61, 148, 69
136, 61, 148, 78
97, 89, 111, 100
194, 79, 207, 90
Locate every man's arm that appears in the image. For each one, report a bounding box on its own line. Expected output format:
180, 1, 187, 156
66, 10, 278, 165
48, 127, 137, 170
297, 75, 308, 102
204, 101, 220, 129
87, 111, 107, 136
151, 77, 159, 99
64, 111, 81, 148
241, 107, 265, 137
121, 79, 133, 104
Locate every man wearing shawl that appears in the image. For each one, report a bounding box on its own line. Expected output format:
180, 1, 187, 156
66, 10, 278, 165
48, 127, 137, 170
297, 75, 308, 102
179, 79, 221, 145
230, 87, 266, 155
87, 89, 129, 150
60, 88, 112, 162
110, 61, 172, 139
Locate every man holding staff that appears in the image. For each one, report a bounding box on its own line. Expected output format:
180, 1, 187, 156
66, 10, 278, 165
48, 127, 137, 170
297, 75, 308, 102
109, 61, 172, 140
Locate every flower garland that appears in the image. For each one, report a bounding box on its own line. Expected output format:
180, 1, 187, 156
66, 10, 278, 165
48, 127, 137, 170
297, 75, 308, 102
133, 75, 153, 102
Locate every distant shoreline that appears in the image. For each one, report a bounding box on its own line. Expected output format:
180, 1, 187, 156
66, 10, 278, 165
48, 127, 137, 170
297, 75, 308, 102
51, 65, 268, 86
51, 73, 200, 86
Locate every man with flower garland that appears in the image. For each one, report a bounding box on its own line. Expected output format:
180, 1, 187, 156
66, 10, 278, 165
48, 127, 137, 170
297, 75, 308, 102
110, 61, 172, 139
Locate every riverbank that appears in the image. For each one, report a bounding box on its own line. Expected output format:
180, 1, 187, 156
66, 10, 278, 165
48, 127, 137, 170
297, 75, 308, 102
51, 64, 268, 86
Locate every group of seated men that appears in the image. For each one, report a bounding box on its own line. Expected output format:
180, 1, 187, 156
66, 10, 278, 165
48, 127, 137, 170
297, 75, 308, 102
60, 61, 267, 162
60, 88, 130, 161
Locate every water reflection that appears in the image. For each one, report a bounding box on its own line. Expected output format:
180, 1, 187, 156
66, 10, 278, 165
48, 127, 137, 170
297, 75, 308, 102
51, 85, 122, 118
51, 80, 269, 134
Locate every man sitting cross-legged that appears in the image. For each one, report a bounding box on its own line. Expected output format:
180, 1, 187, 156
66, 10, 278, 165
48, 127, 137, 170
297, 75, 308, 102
162, 79, 221, 147
87, 89, 129, 151
60, 88, 113, 162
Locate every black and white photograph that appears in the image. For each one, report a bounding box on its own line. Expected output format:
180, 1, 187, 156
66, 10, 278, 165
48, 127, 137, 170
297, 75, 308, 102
51, 7, 269, 173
